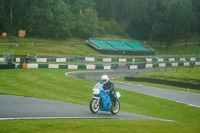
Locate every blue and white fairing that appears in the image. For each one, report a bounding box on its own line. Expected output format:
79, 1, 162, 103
92, 83, 121, 111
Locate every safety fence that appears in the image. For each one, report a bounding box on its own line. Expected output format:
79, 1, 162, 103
13, 61, 200, 70
0, 54, 200, 70
16, 63, 118, 70
124, 77, 200, 90
0, 56, 200, 64
129, 62, 200, 69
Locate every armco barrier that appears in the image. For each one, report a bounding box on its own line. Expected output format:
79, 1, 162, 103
0, 64, 15, 69
17, 63, 118, 70
1, 56, 200, 63
129, 62, 200, 69
124, 77, 200, 90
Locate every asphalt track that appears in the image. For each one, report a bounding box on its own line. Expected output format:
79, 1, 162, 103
66, 69, 200, 107
1, 67, 199, 120
0, 95, 169, 121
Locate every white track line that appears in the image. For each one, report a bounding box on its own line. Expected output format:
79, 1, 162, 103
0, 117, 119, 120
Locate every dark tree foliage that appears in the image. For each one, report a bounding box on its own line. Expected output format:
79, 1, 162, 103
0, 0, 199, 44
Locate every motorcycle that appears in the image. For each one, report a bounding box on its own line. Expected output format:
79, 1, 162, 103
89, 83, 121, 114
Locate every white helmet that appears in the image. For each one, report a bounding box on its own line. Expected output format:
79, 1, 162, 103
101, 75, 109, 84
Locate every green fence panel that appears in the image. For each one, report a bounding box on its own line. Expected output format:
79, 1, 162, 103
185, 58, 190, 62
111, 64, 118, 69
126, 58, 133, 62
138, 64, 145, 69
18, 64, 22, 68
19, 58, 30, 63
166, 63, 172, 67
153, 63, 159, 68
78, 65, 86, 69
178, 62, 184, 66
59, 65, 68, 69
30, 58, 36, 62
13, 58, 16, 62
95, 57, 103, 62
111, 58, 118, 62
38, 64, 48, 68
95, 64, 104, 69
175, 58, 179, 61
75, 57, 85, 61
66, 58, 75, 62
48, 58, 56, 62
152, 58, 157, 62
196, 57, 200, 61
164, 58, 169, 61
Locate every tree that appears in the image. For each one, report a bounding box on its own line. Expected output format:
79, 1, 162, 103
192, 0, 200, 33
50, 0, 75, 37
163, 0, 196, 48
181, 0, 196, 46
0, 0, 6, 33
75, 8, 98, 38
191, 0, 200, 45
26, 0, 74, 37
128, 0, 158, 40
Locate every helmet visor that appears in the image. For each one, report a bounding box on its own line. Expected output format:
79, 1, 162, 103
101, 79, 107, 84
101, 79, 107, 83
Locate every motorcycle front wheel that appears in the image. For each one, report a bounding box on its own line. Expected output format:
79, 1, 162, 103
89, 99, 99, 113
111, 100, 120, 114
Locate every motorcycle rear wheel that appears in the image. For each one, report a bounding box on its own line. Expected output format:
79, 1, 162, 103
89, 99, 99, 113
111, 100, 120, 114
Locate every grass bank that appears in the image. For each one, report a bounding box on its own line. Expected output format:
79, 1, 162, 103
1, 36, 200, 56
135, 67, 200, 84
0, 69, 95, 105
154, 44, 200, 55
0, 43, 100, 56
1, 119, 200, 133
0, 69, 200, 123
114, 67, 200, 94
0, 36, 83, 43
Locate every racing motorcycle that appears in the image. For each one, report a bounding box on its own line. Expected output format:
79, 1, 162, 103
89, 83, 121, 114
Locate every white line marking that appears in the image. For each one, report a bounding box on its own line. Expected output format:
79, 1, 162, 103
0, 117, 119, 120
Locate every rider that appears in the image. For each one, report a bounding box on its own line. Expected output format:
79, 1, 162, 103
101, 75, 117, 106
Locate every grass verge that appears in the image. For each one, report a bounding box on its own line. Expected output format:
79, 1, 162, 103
0, 69, 200, 122
114, 77, 200, 94
0, 43, 100, 56
117, 67, 200, 94
0, 119, 200, 133
153, 44, 200, 55
136, 67, 200, 84
1, 36, 200, 56
0, 69, 200, 132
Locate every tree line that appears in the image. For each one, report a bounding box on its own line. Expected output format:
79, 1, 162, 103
0, 0, 200, 48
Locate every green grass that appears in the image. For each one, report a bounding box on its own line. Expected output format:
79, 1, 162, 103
115, 77, 200, 94
0, 36, 83, 43
154, 44, 200, 55
114, 67, 200, 93
1, 36, 200, 56
136, 67, 200, 84
0, 119, 200, 133
0, 69, 200, 122
0, 69, 200, 132
0, 69, 95, 105
0, 43, 100, 56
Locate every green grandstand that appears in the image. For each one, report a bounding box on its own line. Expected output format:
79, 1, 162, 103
90, 40, 116, 50
87, 39, 154, 55
126, 42, 149, 51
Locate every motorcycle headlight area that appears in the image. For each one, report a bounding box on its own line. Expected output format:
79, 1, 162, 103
116, 92, 121, 98
93, 89, 100, 94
